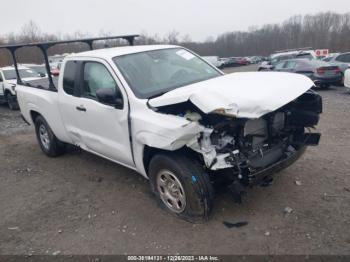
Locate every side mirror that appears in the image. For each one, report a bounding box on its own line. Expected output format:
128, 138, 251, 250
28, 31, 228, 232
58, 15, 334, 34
39, 73, 46, 77
96, 88, 123, 109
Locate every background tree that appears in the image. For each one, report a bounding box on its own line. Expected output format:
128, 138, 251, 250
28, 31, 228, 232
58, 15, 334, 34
0, 12, 349, 66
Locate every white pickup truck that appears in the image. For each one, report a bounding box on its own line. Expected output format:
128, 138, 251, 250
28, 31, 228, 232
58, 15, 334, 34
15, 44, 322, 222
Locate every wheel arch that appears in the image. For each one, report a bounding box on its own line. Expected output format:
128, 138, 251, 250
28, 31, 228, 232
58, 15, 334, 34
30, 110, 42, 123
142, 145, 202, 177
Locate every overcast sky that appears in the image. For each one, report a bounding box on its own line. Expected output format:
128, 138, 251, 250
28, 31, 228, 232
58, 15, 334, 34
1, 0, 349, 41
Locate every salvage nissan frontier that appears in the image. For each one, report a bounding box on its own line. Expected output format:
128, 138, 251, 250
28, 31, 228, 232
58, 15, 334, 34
3, 36, 322, 222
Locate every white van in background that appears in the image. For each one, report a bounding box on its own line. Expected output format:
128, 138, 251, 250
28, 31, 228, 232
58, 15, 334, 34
344, 69, 350, 90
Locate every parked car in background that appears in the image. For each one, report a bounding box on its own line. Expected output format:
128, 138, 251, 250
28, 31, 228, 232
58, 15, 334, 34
49, 54, 70, 64
249, 56, 262, 64
50, 62, 62, 76
49, 53, 71, 76
322, 52, 350, 85
344, 69, 350, 90
244, 57, 253, 64
225, 57, 241, 67
219, 57, 230, 67
236, 57, 249, 66
272, 59, 342, 88
0, 66, 43, 110
259, 48, 316, 71
202, 56, 224, 69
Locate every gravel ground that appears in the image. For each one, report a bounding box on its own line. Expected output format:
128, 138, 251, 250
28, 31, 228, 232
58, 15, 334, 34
0, 65, 349, 255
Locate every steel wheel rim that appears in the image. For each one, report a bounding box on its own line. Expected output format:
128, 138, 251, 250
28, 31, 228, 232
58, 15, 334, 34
156, 170, 186, 213
39, 124, 50, 150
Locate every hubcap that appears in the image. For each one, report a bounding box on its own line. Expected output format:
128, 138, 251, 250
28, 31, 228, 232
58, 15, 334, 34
156, 170, 186, 213
39, 124, 50, 150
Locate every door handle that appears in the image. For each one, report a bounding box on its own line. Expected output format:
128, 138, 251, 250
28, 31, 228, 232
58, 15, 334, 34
76, 105, 87, 112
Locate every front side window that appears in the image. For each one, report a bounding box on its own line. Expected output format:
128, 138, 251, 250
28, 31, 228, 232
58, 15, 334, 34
113, 48, 221, 99
82, 62, 119, 99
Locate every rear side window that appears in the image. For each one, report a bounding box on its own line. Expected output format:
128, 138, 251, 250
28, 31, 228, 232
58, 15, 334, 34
63, 61, 77, 95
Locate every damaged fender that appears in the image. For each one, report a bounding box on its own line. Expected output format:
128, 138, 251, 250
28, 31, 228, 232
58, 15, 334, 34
135, 113, 204, 151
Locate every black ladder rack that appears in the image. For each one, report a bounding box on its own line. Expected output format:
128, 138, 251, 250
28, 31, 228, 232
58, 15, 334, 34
0, 34, 139, 91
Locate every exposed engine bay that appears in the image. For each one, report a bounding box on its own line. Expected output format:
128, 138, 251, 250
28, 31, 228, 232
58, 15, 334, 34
153, 90, 322, 186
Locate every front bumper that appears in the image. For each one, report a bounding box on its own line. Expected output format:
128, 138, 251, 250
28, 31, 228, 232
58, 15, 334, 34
247, 146, 307, 186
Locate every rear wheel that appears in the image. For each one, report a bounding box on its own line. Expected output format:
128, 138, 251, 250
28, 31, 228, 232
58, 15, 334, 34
34, 115, 65, 157
5, 93, 19, 110
148, 152, 214, 222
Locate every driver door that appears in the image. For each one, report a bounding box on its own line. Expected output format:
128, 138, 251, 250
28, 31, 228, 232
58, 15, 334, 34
66, 59, 134, 168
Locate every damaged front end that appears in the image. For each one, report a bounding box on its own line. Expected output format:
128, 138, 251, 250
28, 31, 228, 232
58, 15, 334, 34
154, 90, 322, 188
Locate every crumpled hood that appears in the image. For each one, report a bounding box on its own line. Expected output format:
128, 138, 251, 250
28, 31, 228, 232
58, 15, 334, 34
148, 72, 314, 119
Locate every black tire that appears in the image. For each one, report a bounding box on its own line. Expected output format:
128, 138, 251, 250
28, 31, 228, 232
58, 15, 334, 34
148, 152, 214, 222
34, 115, 65, 157
5, 92, 19, 110
336, 73, 344, 87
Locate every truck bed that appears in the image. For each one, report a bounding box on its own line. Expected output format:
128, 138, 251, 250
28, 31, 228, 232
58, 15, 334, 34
16, 83, 70, 144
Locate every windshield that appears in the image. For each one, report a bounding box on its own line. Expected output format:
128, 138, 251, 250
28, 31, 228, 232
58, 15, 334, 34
3, 69, 40, 80
113, 48, 222, 99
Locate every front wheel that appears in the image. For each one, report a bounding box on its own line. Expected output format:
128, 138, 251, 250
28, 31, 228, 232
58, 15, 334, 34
34, 115, 66, 157
148, 152, 214, 222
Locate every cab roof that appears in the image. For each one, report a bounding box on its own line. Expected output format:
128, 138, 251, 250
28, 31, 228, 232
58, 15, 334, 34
68, 45, 180, 60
